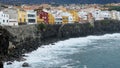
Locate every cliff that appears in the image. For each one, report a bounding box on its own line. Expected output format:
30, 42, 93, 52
1, 20, 120, 61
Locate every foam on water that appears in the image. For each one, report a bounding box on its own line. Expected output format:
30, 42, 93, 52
4, 33, 120, 68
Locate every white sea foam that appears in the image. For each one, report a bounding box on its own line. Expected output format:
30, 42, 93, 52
4, 33, 120, 68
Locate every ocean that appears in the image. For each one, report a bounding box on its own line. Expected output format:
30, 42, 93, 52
4, 33, 120, 68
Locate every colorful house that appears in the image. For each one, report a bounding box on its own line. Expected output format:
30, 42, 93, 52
61, 11, 73, 24
48, 13, 55, 24
68, 10, 79, 23
17, 9, 26, 24
62, 16, 68, 24
37, 11, 49, 24
37, 16, 44, 23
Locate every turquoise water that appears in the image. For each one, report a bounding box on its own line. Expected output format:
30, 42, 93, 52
4, 33, 120, 68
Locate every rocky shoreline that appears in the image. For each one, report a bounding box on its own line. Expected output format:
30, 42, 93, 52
1, 20, 120, 64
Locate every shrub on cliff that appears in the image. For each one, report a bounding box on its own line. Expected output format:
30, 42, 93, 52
101, 20, 110, 25
88, 23, 94, 28
108, 6, 120, 11
37, 23, 46, 31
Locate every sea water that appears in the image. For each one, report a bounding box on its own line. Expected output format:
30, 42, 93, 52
4, 33, 120, 68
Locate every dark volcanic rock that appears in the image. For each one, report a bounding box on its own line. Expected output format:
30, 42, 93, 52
0, 61, 3, 68
22, 62, 30, 67
51, 43, 55, 45
0, 26, 12, 57
6, 61, 12, 65
1, 20, 120, 62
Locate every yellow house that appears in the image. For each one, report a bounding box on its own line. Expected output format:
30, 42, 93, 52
69, 10, 79, 23
48, 13, 55, 24
37, 16, 44, 24
62, 16, 68, 24
17, 9, 26, 24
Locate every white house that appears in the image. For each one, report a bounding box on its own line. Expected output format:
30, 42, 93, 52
61, 11, 73, 23
0, 11, 9, 26
101, 11, 111, 20
110, 10, 120, 20
91, 10, 104, 20
78, 11, 88, 21
54, 14, 63, 24
116, 11, 120, 20
52, 10, 63, 24
26, 10, 37, 24
3, 8, 18, 26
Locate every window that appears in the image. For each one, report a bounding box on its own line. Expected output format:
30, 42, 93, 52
20, 18, 22, 22
28, 19, 35, 23
28, 14, 35, 17
3, 20, 5, 23
24, 19, 26, 22
6, 15, 8, 17
7, 20, 8, 23
44, 17, 46, 19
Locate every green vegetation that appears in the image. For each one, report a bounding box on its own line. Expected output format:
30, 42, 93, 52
106, 6, 120, 11
101, 20, 110, 25
88, 23, 94, 28
75, 25, 80, 29
37, 23, 47, 31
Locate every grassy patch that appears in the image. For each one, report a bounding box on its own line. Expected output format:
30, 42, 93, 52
88, 23, 94, 28
105, 6, 120, 11
101, 20, 110, 25
37, 23, 47, 30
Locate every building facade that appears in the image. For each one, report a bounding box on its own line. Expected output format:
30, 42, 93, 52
78, 11, 88, 22
0, 11, 9, 25
48, 13, 55, 24
91, 10, 103, 20
3, 8, 18, 26
111, 10, 120, 20
17, 9, 26, 24
26, 10, 37, 24
101, 11, 111, 20
69, 10, 79, 23
37, 11, 49, 24
61, 11, 73, 24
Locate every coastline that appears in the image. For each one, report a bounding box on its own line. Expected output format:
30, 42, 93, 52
1, 20, 120, 62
